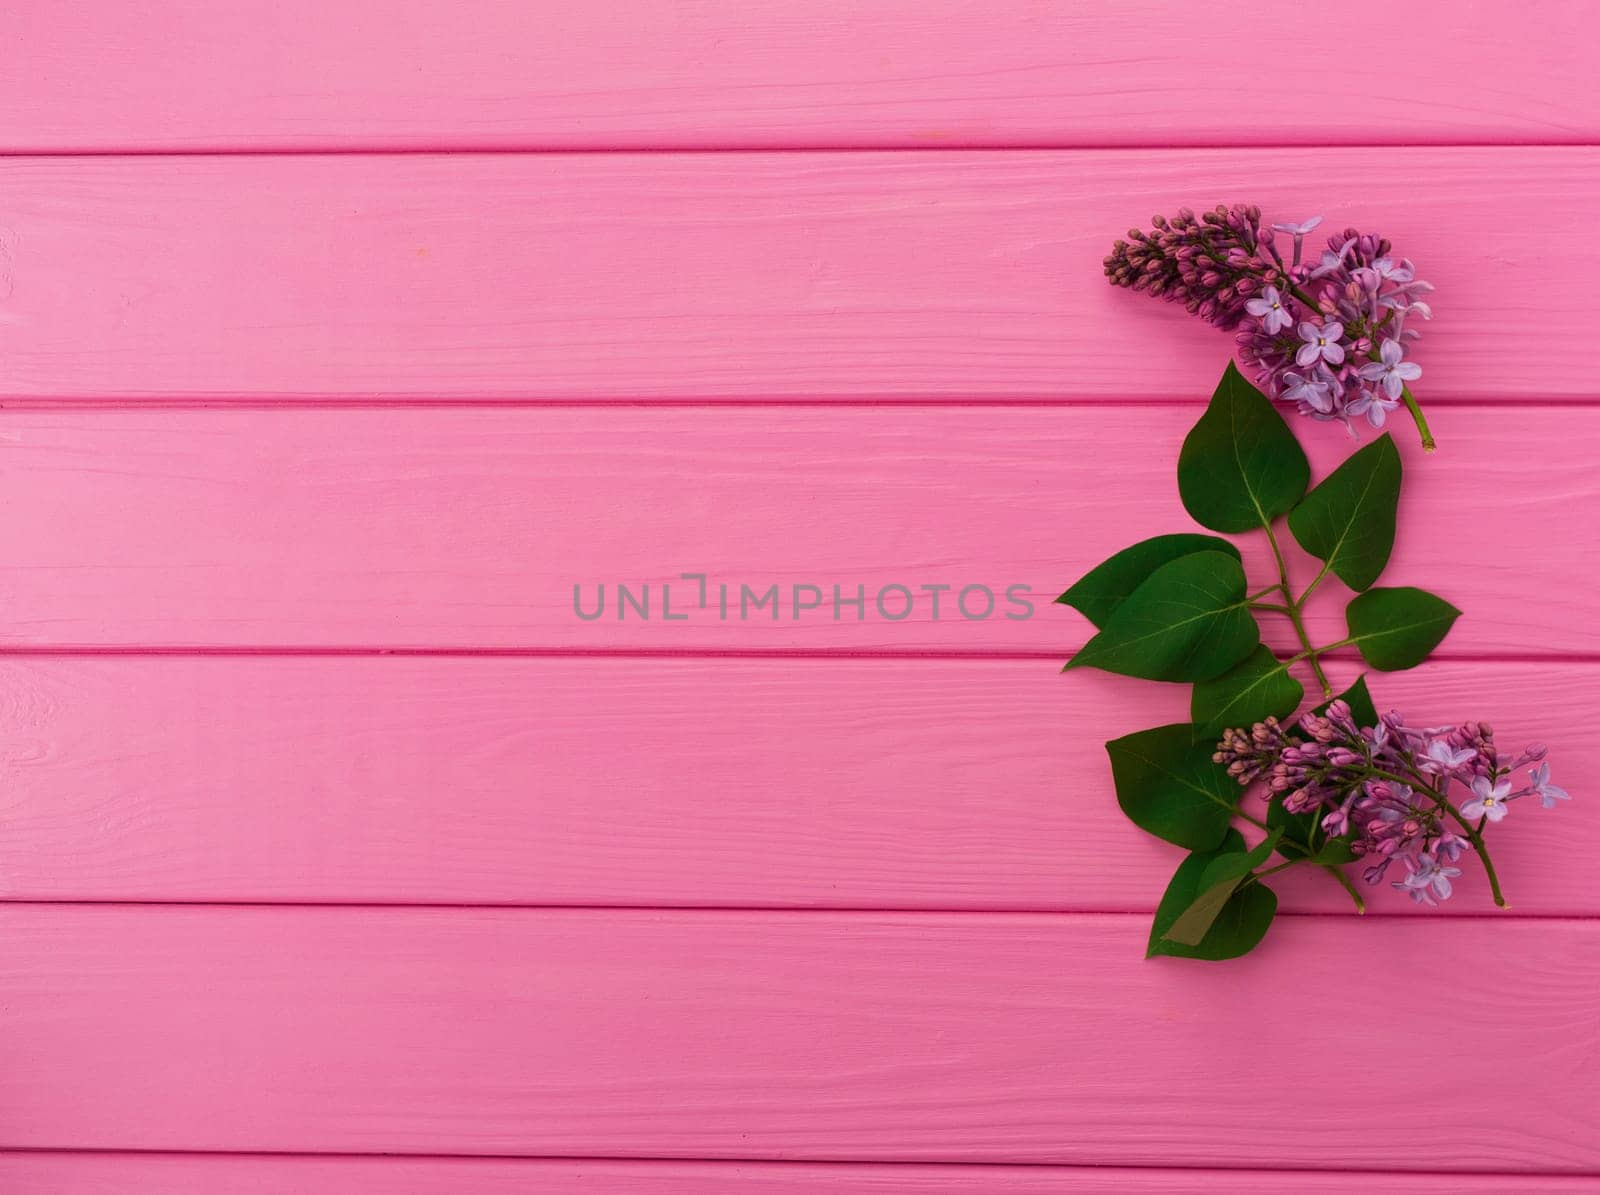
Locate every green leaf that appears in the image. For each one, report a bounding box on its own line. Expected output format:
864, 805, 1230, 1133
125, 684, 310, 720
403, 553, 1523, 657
1162, 829, 1282, 946
1177, 361, 1311, 533
1190, 645, 1304, 740
1066, 551, 1258, 682
1105, 723, 1240, 850
1346, 586, 1461, 671
1313, 838, 1358, 865
1147, 830, 1279, 961
1148, 829, 1243, 954
1266, 798, 1319, 860
1287, 433, 1401, 592
1057, 534, 1241, 629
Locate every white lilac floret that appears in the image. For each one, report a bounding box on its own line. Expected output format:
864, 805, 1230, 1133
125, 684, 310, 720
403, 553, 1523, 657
1104, 205, 1437, 450
1215, 701, 1567, 908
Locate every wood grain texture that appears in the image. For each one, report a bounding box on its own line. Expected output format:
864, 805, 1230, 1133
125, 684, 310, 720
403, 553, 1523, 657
0, 405, 1593, 652
1, 656, 1591, 914
1, 149, 1597, 400
5, 2, 1598, 152
1, 906, 1596, 1169
3, 1154, 1596, 1195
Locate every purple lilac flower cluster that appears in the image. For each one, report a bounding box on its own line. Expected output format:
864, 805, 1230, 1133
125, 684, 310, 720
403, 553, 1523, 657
1216, 701, 1568, 907
1105, 205, 1435, 442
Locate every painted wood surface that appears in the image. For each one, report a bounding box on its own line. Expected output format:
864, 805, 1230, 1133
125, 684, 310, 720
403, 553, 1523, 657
3, 406, 1587, 655
5, 5, 1597, 1187
1, 906, 1596, 1170
0, 405, 1593, 652
5, 2, 1598, 152
4, 1153, 1597, 1195
1, 149, 1597, 401
1, 656, 1591, 915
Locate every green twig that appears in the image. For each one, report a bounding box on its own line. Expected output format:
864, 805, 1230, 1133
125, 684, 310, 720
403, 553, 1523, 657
1323, 864, 1366, 913
1255, 522, 1338, 698
1400, 384, 1436, 454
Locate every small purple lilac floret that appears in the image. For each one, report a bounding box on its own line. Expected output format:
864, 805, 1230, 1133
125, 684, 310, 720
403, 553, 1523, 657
1462, 777, 1512, 822
1357, 338, 1423, 400
1246, 285, 1294, 335
1393, 852, 1462, 906
1530, 762, 1570, 809
1296, 320, 1347, 367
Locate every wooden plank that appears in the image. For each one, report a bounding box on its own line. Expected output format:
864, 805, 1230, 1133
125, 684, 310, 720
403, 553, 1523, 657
1, 906, 1595, 1169
0, 656, 1590, 915
5, 2, 1597, 152
2, 1154, 1595, 1195
1, 149, 1597, 400
0, 405, 1594, 653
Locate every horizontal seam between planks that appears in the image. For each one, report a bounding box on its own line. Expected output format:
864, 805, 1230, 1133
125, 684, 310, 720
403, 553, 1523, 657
3, 900, 1596, 922
3, 646, 1600, 664
3, 140, 1600, 157
5, 396, 1600, 410
0, 1147, 1596, 1180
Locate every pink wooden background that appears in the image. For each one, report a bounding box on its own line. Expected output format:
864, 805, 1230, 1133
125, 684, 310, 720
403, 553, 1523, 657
3, 3, 1599, 1191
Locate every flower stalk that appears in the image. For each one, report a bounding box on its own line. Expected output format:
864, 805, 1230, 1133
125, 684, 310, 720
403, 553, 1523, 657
1400, 383, 1435, 454
1261, 521, 1334, 701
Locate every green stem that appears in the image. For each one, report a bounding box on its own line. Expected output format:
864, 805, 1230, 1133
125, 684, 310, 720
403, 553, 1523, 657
1253, 859, 1300, 880
1262, 521, 1333, 699
1236, 807, 1271, 832
1470, 828, 1508, 908
1297, 560, 1334, 607
1282, 637, 1354, 668
1243, 835, 1364, 913
1399, 384, 1436, 454
1285, 605, 1333, 700
1323, 863, 1366, 913
1310, 636, 1356, 655
1286, 282, 1323, 312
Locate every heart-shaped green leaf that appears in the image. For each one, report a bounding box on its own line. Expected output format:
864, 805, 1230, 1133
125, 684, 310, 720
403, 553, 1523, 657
1190, 645, 1304, 740
1105, 723, 1240, 850
1288, 433, 1401, 591
1066, 551, 1258, 682
1346, 586, 1461, 671
1057, 533, 1241, 629
1162, 829, 1282, 946
1147, 829, 1279, 961
1178, 361, 1310, 533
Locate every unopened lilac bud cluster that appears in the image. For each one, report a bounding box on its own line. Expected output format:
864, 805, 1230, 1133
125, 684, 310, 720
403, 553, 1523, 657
1216, 701, 1568, 907
1102, 204, 1270, 330
1107, 207, 1434, 434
